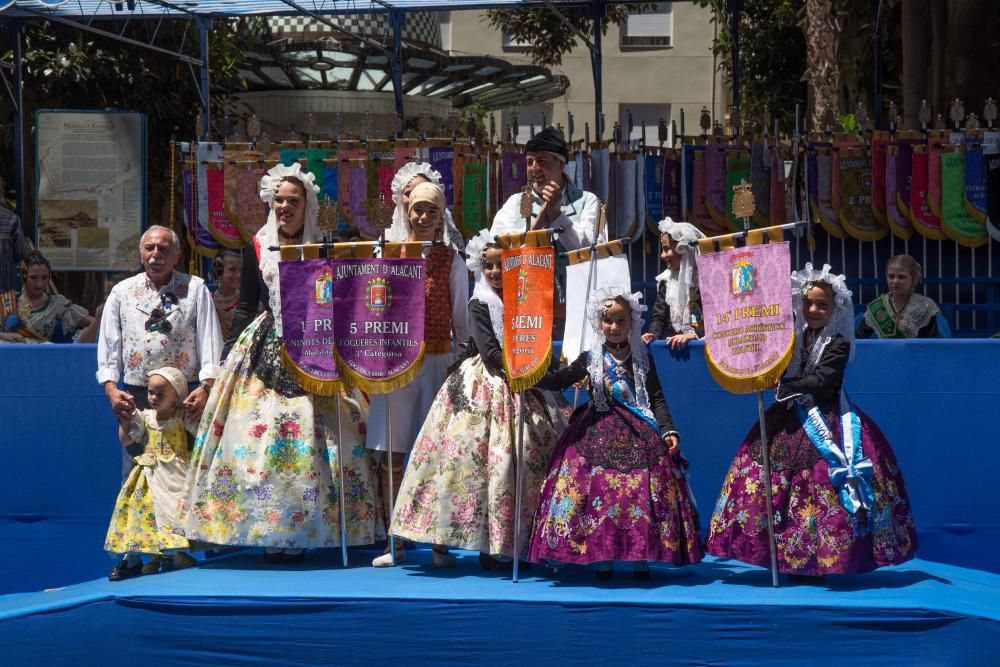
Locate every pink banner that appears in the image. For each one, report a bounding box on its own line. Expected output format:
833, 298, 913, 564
696, 242, 795, 394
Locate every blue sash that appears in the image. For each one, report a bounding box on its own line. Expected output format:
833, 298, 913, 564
795, 390, 875, 524
603, 351, 659, 432
794, 391, 875, 529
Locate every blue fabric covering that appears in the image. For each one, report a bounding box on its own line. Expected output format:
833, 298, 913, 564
0, 340, 997, 596
0, 550, 998, 665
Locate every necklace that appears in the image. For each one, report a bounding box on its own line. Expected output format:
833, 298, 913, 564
606, 339, 630, 353
888, 293, 909, 323
278, 226, 302, 240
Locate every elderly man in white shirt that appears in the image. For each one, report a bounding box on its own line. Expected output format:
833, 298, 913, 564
97, 225, 223, 424
489, 126, 606, 307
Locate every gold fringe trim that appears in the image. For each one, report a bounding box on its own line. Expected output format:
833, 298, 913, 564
705, 331, 795, 395
840, 217, 889, 242
964, 195, 988, 224
505, 344, 553, 394
281, 347, 343, 397
333, 344, 426, 396
940, 221, 989, 248
811, 200, 845, 239
908, 204, 947, 241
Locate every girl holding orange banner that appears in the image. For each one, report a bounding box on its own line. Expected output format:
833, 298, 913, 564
529, 287, 703, 580
390, 230, 568, 571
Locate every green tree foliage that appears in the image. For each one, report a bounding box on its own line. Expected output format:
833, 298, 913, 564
484, 3, 656, 67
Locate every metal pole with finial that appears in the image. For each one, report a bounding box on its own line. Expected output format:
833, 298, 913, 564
733, 180, 779, 588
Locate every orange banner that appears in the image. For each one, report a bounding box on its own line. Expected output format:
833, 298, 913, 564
501, 245, 554, 392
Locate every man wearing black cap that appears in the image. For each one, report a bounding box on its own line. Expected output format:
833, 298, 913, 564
489, 126, 605, 306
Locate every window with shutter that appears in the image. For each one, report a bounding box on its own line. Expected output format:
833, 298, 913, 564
621, 2, 673, 48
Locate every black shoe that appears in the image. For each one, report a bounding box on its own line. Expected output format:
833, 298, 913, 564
263, 551, 284, 564
479, 553, 514, 572
282, 550, 306, 564
109, 559, 143, 582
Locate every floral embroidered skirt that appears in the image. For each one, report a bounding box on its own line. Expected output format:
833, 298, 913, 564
528, 403, 703, 566
390, 356, 567, 557
180, 313, 383, 549
105, 464, 190, 556
706, 401, 918, 575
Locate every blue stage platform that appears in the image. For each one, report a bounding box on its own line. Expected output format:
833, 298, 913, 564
1, 340, 997, 593
1, 341, 998, 664
2, 549, 998, 665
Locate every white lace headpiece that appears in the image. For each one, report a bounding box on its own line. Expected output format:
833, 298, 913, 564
787, 262, 855, 377
255, 162, 320, 334
385, 161, 465, 251
465, 229, 504, 345
585, 286, 652, 418
655, 217, 705, 335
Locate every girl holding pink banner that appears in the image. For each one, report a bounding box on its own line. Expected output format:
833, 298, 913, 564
180, 162, 382, 562
529, 287, 703, 580
706, 264, 918, 577
367, 180, 469, 568
389, 230, 569, 570
641, 218, 706, 350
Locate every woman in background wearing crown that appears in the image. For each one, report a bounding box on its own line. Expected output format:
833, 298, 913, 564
367, 169, 469, 568
707, 264, 918, 577
180, 162, 381, 563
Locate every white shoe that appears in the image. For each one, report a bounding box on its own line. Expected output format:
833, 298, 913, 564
372, 551, 400, 568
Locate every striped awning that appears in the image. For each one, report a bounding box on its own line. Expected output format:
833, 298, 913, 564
2, 0, 622, 20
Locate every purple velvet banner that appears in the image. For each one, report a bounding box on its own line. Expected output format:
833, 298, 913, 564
277, 258, 341, 395
662, 153, 681, 220
428, 146, 455, 206
696, 242, 794, 394
331, 257, 426, 394
501, 151, 527, 203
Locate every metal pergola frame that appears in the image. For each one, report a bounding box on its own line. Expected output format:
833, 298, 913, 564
1, 1, 733, 219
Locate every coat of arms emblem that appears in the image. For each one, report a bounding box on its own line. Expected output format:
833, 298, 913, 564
315, 270, 333, 305
731, 255, 756, 298
366, 277, 391, 315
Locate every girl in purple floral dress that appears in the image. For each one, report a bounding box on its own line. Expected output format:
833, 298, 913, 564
529, 288, 703, 580
706, 263, 918, 576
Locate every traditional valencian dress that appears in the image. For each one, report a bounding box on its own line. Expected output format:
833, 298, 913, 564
707, 264, 918, 575
857, 292, 941, 338
528, 292, 703, 566
105, 409, 194, 556
646, 218, 706, 342
1, 292, 88, 342
390, 249, 567, 557
180, 164, 381, 550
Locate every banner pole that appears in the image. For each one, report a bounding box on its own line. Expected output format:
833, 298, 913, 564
336, 394, 349, 568
757, 390, 780, 587
571, 205, 606, 409
512, 390, 527, 583
386, 399, 397, 567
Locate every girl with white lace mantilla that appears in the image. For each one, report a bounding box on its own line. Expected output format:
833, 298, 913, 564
641, 218, 706, 350
707, 264, 918, 577
529, 288, 703, 580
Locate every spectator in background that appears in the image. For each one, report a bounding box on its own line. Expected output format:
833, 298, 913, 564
0, 250, 98, 343
212, 250, 242, 341
857, 254, 942, 339
0, 177, 30, 294
97, 225, 222, 425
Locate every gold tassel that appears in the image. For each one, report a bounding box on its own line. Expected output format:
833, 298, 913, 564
704, 332, 795, 395
504, 346, 553, 394
280, 347, 344, 397
333, 344, 426, 396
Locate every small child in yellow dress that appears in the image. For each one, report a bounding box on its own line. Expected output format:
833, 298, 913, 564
105, 367, 199, 581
